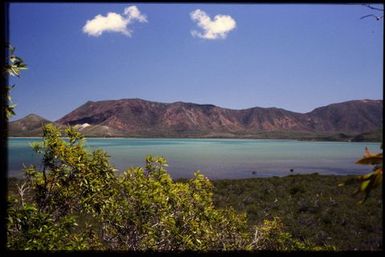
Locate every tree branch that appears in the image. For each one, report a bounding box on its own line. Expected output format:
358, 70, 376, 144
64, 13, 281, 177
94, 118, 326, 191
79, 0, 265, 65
361, 4, 384, 20
360, 14, 384, 20
363, 4, 384, 12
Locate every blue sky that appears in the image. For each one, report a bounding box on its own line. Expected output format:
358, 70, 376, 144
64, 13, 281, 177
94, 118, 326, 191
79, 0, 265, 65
8, 3, 383, 121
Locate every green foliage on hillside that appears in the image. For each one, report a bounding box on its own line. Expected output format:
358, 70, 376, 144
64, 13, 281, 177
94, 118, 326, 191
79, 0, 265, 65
351, 129, 383, 142
8, 124, 330, 251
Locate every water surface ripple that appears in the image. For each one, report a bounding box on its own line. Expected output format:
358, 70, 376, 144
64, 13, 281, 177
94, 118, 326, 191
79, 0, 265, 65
8, 138, 381, 179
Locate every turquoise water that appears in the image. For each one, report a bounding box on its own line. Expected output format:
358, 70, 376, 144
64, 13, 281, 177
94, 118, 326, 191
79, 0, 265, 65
7, 138, 381, 179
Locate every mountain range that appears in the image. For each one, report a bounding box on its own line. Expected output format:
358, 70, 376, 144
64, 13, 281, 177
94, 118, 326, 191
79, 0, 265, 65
9, 98, 383, 141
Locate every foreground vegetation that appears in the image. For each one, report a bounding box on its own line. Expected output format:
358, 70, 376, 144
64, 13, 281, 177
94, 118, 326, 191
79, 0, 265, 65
7, 124, 340, 251
212, 174, 382, 251
8, 172, 382, 251
7, 125, 247, 250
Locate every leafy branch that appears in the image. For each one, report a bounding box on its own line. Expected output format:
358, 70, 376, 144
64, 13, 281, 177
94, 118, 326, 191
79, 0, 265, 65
339, 146, 383, 204
4, 44, 28, 118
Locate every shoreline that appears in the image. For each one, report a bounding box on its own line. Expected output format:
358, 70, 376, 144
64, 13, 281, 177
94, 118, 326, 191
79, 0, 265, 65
7, 136, 382, 143
7, 172, 364, 181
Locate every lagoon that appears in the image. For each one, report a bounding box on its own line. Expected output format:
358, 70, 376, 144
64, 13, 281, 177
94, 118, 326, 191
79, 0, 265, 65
7, 138, 381, 179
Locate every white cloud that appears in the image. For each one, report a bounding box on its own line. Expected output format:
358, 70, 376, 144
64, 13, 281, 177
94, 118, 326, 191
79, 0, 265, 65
190, 9, 236, 40
124, 6, 147, 23
83, 5, 147, 37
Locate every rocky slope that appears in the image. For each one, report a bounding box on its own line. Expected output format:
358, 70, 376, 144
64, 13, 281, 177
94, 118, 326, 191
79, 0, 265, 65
9, 99, 383, 140
8, 114, 52, 137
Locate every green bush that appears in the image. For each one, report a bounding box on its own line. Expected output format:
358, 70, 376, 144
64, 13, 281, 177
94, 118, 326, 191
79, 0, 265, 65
7, 124, 251, 250
7, 201, 99, 250
8, 124, 331, 251
249, 217, 335, 251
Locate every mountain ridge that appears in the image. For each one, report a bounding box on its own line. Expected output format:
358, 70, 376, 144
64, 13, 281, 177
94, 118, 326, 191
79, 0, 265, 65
9, 98, 383, 141
8, 113, 52, 137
